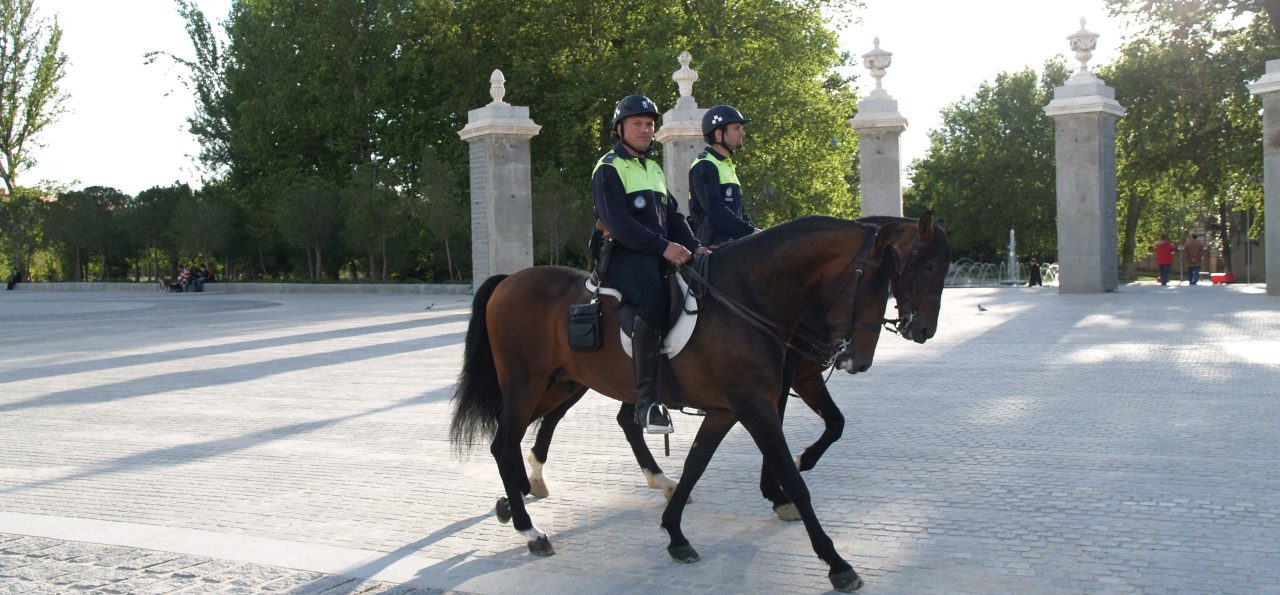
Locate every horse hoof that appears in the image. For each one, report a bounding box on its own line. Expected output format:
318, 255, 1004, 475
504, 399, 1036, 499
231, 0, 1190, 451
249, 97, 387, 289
529, 477, 550, 498
662, 484, 693, 504
829, 569, 863, 592
773, 503, 801, 521
495, 497, 512, 524
527, 535, 555, 556
667, 543, 700, 563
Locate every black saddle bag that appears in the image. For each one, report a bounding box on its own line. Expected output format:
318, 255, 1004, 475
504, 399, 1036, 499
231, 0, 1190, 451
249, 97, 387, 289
568, 300, 603, 352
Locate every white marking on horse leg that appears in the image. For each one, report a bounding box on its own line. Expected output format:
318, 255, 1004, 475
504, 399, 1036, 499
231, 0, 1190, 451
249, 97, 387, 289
643, 469, 692, 503
527, 450, 549, 498
519, 525, 547, 542
774, 503, 801, 522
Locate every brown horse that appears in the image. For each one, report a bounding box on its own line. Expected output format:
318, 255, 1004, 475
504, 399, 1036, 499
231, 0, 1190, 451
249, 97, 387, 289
450, 216, 901, 592
522, 214, 951, 520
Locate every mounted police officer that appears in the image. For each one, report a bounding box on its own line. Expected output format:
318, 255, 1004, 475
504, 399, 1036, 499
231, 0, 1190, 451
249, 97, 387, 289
592, 94, 707, 434
688, 104, 760, 247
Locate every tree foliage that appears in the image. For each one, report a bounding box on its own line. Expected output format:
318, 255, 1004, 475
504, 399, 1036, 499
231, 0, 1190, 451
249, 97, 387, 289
152, 0, 861, 281
0, 0, 67, 193
1103, 4, 1276, 277
905, 61, 1069, 262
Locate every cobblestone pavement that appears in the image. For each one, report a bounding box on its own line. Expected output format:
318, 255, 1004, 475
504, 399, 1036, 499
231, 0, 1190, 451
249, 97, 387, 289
0, 284, 1277, 594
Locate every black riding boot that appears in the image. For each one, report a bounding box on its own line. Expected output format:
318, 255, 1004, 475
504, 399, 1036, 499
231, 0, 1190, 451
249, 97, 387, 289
632, 318, 673, 434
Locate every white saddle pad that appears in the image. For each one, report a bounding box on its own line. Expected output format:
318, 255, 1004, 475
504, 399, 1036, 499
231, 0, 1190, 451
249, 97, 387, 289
584, 275, 698, 358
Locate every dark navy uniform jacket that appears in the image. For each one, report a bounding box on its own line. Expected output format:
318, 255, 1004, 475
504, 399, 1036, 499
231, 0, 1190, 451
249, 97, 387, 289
688, 148, 754, 246
591, 142, 699, 327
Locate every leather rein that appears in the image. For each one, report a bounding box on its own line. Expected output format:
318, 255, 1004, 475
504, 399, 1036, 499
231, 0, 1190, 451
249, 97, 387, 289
680, 226, 884, 366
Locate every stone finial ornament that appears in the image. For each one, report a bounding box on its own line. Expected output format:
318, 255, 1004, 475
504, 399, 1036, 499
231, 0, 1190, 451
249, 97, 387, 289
862, 38, 893, 96
674, 51, 698, 98
489, 69, 508, 106
1067, 18, 1100, 78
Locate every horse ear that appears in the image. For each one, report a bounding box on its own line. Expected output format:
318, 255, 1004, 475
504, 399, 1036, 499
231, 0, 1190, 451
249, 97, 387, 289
873, 222, 897, 258
918, 210, 934, 242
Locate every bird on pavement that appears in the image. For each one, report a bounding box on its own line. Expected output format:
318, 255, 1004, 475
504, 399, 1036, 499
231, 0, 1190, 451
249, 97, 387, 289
977, 304, 988, 313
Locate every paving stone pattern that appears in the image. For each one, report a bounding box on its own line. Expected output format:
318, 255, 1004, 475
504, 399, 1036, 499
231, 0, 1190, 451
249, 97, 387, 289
0, 286, 1276, 594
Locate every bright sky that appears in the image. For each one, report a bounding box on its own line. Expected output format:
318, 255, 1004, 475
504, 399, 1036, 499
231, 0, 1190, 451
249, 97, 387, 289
23, 0, 1129, 196
836, 0, 1127, 177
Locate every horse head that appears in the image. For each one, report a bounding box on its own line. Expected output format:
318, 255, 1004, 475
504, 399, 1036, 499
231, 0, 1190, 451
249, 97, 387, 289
889, 210, 951, 344
827, 222, 897, 375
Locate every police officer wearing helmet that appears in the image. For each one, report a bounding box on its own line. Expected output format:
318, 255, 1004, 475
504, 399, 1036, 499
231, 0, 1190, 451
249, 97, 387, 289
688, 104, 760, 247
592, 94, 708, 434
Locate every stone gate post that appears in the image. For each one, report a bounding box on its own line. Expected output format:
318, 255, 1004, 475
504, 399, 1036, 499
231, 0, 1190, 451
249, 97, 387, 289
458, 70, 541, 285
1043, 19, 1125, 293
1248, 59, 1280, 295
850, 38, 908, 217
655, 52, 707, 215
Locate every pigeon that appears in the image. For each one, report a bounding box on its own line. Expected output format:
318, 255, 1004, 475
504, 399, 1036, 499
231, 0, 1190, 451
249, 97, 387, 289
424, 303, 434, 311
977, 304, 988, 312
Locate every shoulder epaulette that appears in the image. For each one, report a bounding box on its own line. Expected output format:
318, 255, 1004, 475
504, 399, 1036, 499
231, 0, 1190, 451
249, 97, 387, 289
696, 151, 709, 159
603, 153, 617, 163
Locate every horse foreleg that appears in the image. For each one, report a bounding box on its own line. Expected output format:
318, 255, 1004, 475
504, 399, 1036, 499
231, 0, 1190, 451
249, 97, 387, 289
661, 411, 736, 564
615, 403, 685, 501
490, 395, 554, 556
527, 388, 588, 498
769, 370, 849, 521
760, 391, 794, 518
793, 370, 845, 472
736, 399, 861, 592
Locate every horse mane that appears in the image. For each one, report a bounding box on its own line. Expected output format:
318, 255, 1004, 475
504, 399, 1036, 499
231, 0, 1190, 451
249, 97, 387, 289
709, 216, 879, 283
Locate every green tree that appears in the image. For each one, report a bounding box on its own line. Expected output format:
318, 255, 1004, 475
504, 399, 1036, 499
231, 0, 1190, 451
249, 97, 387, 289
342, 164, 403, 281
146, 0, 231, 171
906, 61, 1069, 261
1102, 15, 1274, 277
1107, 0, 1280, 45
274, 176, 343, 280
0, 185, 41, 274
415, 148, 465, 281
0, 0, 68, 193
124, 183, 190, 279
166, 0, 864, 281
44, 186, 127, 280
532, 167, 591, 266
174, 185, 234, 269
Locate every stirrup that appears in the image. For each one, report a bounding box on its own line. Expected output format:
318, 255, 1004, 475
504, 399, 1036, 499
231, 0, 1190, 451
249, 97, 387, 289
644, 405, 674, 434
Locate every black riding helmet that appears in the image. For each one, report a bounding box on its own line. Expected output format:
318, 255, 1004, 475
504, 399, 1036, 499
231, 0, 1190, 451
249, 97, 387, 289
702, 104, 750, 145
612, 94, 661, 133
611, 94, 660, 155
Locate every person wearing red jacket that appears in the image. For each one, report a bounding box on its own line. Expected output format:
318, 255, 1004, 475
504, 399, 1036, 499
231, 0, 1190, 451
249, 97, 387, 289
1154, 234, 1176, 286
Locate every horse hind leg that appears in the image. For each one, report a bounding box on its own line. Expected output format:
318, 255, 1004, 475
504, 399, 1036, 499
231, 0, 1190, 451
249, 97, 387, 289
527, 387, 588, 499
490, 390, 554, 556
615, 403, 690, 502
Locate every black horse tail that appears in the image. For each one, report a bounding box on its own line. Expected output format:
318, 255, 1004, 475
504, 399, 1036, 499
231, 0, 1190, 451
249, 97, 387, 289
449, 274, 509, 455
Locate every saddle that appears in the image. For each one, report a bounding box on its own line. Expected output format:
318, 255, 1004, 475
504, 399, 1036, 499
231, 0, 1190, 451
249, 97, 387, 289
585, 267, 700, 358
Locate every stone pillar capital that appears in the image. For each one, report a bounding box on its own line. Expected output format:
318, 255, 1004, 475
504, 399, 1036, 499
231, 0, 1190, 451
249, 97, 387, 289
1248, 59, 1280, 96
458, 70, 542, 142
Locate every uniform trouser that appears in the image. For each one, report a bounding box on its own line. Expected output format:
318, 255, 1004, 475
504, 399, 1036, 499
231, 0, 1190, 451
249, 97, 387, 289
602, 247, 668, 330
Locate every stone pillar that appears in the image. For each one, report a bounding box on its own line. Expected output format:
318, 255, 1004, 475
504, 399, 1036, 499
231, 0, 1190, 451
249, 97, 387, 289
1248, 59, 1280, 295
1043, 19, 1125, 294
458, 70, 541, 285
850, 38, 908, 217
655, 51, 707, 215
